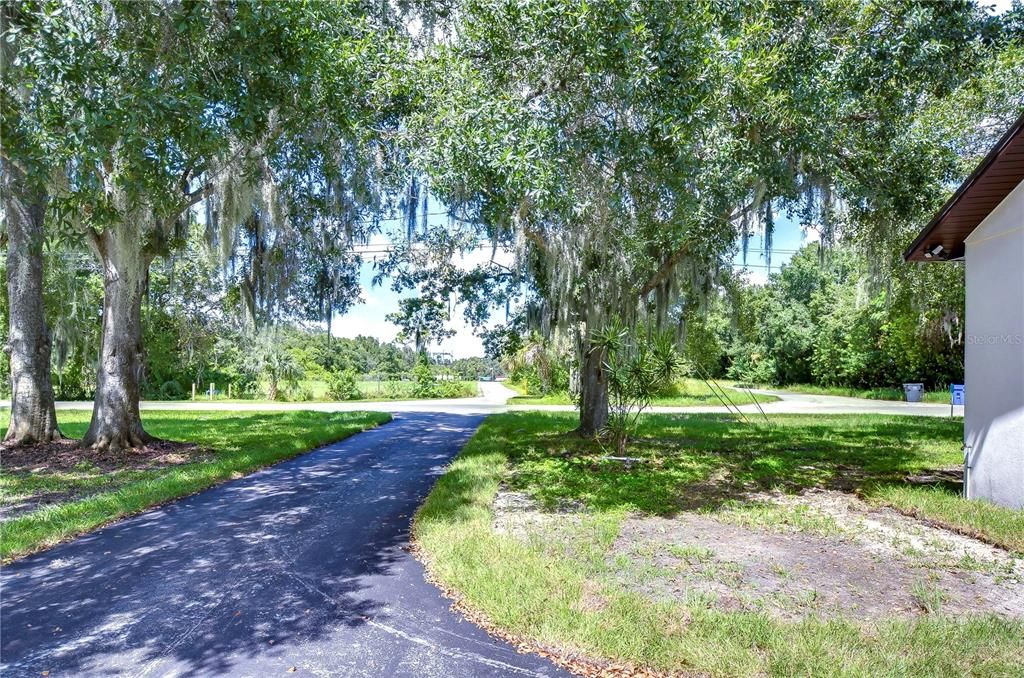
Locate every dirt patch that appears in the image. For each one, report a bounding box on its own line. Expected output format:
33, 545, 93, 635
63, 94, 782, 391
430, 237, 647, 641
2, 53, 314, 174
611, 490, 1024, 621
493, 487, 584, 539
1, 438, 202, 473
1, 438, 206, 521
492, 487, 1024, 622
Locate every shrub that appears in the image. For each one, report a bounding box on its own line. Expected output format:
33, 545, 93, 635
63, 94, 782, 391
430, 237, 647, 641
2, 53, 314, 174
508, 336, 570, 395
327, 369, 362, 400
437, 379, 476, 398
290, 386, 315, 402
412, 355, 440, 398
378, 380, 407, 399
159, 379, 185, 400
592, 320, 684, 454
726, 341, 777, 385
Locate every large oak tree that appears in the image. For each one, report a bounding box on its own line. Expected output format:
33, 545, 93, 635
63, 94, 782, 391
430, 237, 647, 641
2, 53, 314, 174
8, 0, 406, 450
410, 0, 998, 434
1, 1, 63, 443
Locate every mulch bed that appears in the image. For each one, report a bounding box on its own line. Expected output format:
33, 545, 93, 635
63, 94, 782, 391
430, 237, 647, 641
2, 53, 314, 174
1, 438, 206, 523
0, 438, 203, 474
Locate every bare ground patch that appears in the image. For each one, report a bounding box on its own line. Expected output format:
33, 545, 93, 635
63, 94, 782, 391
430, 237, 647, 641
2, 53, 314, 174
0, 437, 201, 472
493, 485, 585, 538
493, 488, 1024, 622
0, 438, 205, 520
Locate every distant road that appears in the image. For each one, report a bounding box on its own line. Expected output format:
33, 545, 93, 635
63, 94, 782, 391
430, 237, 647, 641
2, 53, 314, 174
511, 388, 962, 418
34, 381, 960, 418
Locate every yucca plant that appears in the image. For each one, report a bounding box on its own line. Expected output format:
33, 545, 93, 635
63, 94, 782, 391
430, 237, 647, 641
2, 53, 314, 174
590, 320, 684, 454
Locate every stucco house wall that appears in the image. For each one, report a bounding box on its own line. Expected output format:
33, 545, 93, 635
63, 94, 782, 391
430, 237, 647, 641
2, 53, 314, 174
963, 178, 1024, 508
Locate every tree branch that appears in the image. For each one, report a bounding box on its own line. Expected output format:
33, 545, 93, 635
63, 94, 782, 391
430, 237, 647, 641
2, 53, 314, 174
638, 241, 691, 298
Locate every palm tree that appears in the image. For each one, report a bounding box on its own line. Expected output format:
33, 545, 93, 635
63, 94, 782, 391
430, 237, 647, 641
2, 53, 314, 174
241, 331, 304, 401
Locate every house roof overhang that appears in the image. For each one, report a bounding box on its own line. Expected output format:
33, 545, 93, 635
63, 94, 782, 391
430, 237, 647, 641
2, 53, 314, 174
904, 111, 1024, 262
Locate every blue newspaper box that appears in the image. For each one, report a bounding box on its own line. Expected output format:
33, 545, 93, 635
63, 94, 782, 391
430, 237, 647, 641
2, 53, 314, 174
951, 384, 965, 406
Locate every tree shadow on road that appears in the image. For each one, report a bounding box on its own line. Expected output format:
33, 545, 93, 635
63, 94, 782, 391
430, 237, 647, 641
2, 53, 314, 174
1, 413, 483, 677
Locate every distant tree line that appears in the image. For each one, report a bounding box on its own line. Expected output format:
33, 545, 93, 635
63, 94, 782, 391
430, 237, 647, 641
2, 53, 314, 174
688, 244, 964, 390
505, 241, 965, 394
0, 223, 496, 402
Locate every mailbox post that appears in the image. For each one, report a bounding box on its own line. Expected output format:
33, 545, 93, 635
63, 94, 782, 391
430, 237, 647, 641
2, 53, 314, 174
950, 383, 965, 417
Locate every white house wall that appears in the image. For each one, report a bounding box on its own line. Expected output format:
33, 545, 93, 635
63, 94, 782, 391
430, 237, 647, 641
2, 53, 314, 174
963, 178, 1024, 509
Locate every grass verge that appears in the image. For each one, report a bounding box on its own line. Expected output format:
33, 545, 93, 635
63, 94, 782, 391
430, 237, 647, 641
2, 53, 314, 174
414, 412, 1023, 676
750, 383, 952, 404
509, 378, 779, 407
0, 409, 390, 561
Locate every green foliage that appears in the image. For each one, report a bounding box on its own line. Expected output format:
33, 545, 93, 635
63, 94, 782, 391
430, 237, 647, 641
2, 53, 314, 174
507, 335, 570, 396
411, 354, 439, 398
448, 356, 501, 381
714, 244, 964, 390
386, 297, 455, 354
407, 0, 1008, 427
4, 0, 1021, 431
436, 378, 478, 399
591, 321, 684, 453
327, 369, 361, 401
241, 332, 304, 401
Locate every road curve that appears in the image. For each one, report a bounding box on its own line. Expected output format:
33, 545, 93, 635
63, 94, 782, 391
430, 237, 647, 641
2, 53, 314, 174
0, 413, 569, 678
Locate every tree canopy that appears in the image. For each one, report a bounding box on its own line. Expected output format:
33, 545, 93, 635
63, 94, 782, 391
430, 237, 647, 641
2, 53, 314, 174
2, 0, 1022, 444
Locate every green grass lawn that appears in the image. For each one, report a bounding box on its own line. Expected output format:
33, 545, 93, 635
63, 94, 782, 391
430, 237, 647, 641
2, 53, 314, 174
508, 378, 779, 407
188, 379, 479, 402
755, 383, 952, 404
0, 409, 390, 561
414, 412, 1023, 676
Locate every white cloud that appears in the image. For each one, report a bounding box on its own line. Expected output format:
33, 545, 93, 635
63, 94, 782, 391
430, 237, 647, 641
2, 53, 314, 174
980, 0, 1014, 14
330, 314, 398, 343
738, 268, 770, 286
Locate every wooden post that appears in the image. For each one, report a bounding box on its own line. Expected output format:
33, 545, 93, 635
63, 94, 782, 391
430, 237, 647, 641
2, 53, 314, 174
192, 383, 196, 400
209, 383, 214, 400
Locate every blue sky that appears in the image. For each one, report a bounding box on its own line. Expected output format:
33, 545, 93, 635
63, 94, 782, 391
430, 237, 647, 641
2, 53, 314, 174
330, 205, 817, 358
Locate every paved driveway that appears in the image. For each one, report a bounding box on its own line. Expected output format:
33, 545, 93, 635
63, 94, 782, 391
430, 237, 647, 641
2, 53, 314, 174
0, 413, 569, 677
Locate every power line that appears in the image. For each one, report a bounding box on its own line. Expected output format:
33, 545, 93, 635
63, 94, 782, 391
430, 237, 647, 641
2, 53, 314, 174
352, 241, 806, 258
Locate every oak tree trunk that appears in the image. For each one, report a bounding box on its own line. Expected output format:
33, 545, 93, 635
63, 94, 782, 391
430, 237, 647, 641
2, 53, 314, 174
577, 341, 608, 436
2, 161, 62, 444
82, 224, 153, 451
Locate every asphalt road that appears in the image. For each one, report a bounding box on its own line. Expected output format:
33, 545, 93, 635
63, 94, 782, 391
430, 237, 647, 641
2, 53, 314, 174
509, 388, 963, 418
0, 413, 570, 678
42, 381, 961, 417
